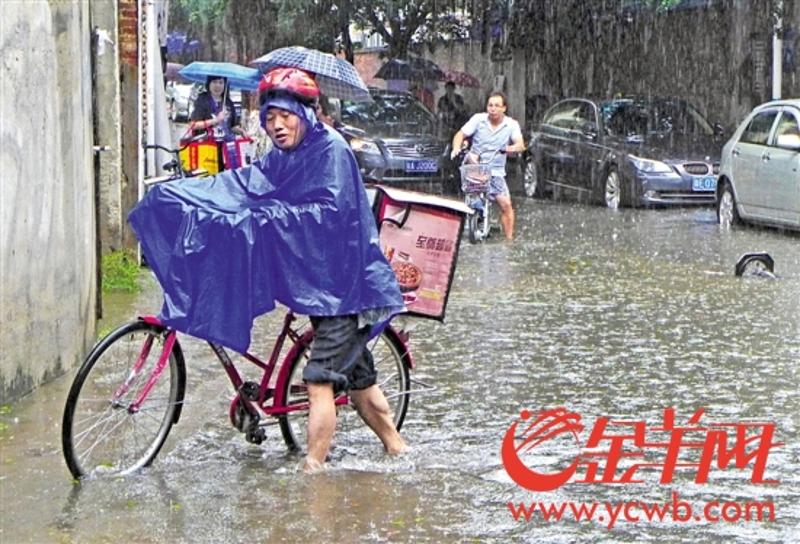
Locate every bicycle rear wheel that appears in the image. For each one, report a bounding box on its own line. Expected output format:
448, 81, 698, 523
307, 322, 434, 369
278, 327, 411, 452
61, 320, 186, 478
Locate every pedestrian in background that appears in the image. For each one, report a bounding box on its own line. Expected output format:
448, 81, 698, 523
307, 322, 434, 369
244, 91, 271, 159
437, 81, 467, 132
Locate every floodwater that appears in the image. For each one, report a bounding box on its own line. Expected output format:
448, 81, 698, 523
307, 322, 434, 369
1, 199, 798, 543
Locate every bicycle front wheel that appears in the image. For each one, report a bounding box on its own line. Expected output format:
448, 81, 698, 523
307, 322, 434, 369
278, 327, 411, 452
481, 201, 491, 240
468, 211, 480, 244
61, 320, 186, 478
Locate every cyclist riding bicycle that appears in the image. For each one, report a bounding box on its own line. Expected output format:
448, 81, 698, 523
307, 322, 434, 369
129, 67, 408, 472
450, 91, 525, 241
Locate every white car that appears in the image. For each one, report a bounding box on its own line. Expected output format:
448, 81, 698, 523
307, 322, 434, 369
166, 82, 199, 122
716, 98, 800, 231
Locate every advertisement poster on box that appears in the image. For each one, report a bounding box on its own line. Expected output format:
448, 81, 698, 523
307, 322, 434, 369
379, 201, 462, 319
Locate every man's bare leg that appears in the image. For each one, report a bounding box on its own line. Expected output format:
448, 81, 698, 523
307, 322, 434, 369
349, 385, 408, 454
304, 382, 336, 472
495, 194, 514, 240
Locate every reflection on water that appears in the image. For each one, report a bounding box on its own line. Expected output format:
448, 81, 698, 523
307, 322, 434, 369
1, 201, 798, 543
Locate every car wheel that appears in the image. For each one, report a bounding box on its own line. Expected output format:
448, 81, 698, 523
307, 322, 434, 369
717, 181, 740, 227
604, 168, 622, 209
523, 159, 543, 198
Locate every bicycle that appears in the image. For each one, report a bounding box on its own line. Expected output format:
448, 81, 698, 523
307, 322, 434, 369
459, 148, 505, 244
142, 135, 209, 188
61, 310, 421, 479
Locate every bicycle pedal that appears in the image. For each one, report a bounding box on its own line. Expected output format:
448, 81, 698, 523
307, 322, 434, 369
239, 381, 260, 401
246, 427, 266, 445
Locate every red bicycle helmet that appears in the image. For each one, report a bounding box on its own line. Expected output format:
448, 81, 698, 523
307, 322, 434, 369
259, 67, 320, 100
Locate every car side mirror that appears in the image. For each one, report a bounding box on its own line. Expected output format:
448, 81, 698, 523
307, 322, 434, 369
340, 124, 366, 138
775, 133, 800, 151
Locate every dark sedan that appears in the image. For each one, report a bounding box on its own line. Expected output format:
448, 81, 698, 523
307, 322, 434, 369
339, 89, 453, 191
523, 97, 725, 208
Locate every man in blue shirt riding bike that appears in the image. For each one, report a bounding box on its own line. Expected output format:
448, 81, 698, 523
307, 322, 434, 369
451, 91, 525, 241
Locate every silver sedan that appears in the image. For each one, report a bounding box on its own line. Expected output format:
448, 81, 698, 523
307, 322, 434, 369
716, 98, 800, 231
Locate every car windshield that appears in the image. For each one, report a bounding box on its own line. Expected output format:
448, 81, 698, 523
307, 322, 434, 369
341, 92, 436, 134
602, 99, 714, 138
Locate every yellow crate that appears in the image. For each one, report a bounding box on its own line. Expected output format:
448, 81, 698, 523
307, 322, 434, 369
179, 140, 220, 175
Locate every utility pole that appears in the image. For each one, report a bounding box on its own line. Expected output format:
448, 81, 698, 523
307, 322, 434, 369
772, 0, 783, 99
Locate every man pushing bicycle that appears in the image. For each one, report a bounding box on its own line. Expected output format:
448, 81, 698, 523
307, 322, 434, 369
129, 67, 409, 472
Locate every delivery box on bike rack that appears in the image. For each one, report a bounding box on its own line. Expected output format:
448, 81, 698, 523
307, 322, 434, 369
179, 137, 221, 175
181, 136, 255, 174
221, 137, 255, 170
369, 185, 472, 321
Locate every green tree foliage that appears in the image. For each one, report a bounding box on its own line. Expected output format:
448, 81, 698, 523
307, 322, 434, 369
272, 0, 341, 52
169, 0, 477, 63
349, 0, 473, 58
175, 0, 228, 24
350, 1, 435, 58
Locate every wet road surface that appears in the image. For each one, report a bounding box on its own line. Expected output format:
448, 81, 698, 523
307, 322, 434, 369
1, 199, 798, 543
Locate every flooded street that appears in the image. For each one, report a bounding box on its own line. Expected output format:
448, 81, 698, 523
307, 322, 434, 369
1, 199, 798, 543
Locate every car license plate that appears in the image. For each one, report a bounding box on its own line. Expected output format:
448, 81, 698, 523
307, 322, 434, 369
405, 159, 438, 173
691, 175, 717, 191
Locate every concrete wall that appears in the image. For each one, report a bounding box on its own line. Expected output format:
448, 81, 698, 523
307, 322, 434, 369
0, 1, 97, 402
421, 1, 797, 135
93, 0, 125, 253
520, 0, 797, 128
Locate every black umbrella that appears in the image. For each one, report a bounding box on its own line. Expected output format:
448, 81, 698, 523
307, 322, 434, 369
375, 57, 446, 81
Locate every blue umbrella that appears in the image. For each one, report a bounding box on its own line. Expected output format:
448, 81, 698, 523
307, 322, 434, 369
250, 46, 372, 102
178, 61, 262, 91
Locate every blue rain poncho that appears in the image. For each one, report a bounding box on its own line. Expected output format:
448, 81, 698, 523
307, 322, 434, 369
129, 95, 403, 352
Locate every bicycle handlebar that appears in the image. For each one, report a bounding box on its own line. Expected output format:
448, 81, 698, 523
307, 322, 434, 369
143, 142, 176, 155
458, 146, 507, 166
143, 132, 206, 156
142, 133, 210, 179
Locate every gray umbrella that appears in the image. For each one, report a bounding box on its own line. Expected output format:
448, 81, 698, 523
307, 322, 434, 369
250, 46, 372, 102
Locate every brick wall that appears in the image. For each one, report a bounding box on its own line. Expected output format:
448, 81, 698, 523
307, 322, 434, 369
118, 0, 141, 251
118, 0, 138, 67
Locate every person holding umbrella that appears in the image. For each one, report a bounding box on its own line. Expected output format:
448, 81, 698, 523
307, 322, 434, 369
190, 75, 245, 138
